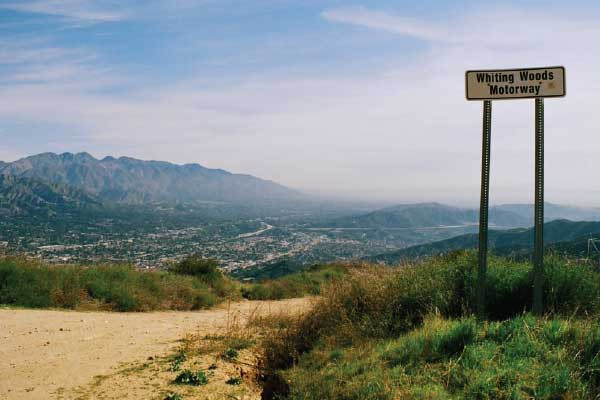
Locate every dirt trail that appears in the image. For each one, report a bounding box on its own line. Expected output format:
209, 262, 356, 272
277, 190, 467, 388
0, 298, 310, 400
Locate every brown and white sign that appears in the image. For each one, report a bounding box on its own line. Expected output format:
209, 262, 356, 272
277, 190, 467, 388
465, 66, 565, 100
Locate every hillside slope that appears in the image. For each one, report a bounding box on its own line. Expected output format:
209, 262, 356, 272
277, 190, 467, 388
0, 174, 99, 216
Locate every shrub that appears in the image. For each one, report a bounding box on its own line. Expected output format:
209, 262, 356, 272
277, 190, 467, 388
173, 369, 208, 386
170, 256, 221, 284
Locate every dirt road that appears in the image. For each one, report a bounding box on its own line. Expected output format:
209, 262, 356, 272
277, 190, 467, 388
0, 298, 309, 400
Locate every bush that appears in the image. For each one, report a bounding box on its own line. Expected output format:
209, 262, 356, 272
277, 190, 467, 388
170, 255, 240, 299
170, 256, 222, 284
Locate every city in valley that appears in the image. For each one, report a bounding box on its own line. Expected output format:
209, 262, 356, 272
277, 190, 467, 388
0, 204, 478, 274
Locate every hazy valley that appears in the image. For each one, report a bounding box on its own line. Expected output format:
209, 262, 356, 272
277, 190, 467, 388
2, 152, 599, 278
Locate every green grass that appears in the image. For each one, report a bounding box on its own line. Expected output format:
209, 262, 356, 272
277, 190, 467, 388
241, 263, 349, 300
0, 256, 239, 311
260, 250, 600, 399
284, 315, 600, 400
0, 255, 345, 312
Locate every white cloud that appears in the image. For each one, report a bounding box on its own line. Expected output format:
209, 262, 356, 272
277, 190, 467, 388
1, 4, 600, 205
322, 7, 453, 43
0, 36, 108, 87
321, 6, 600, 49
1, 0, 126, 22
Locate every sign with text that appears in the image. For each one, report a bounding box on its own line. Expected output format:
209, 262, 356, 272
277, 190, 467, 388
465, 66, 565, 100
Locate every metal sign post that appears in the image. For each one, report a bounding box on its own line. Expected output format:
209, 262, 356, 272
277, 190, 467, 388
465, 66, 565, 317
477, 100, 492, 319
533, 98, 544, 315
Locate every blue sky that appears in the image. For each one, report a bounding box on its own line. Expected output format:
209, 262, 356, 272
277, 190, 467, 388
1, 0, 600, 205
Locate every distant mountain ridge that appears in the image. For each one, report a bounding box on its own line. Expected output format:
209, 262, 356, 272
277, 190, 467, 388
321, 202, 529, 229
493, 203, 600, 223
0, 152, 300, 205
320, 202, 600, 231
369, 219, 600, 264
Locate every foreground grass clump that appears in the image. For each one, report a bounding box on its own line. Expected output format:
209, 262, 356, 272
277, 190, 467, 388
241, 263, 348, 300
0, 256, 239, 311
260, 251, 600, 399
173, 369, 209, 386
284, 315, 600, 399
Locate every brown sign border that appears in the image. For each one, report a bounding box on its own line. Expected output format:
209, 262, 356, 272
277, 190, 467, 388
465, 66, 566, 101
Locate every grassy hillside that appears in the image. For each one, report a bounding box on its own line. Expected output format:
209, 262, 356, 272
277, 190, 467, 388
259, 251, 600, 399
0, 256, 242, 311
0, 256, 347, 311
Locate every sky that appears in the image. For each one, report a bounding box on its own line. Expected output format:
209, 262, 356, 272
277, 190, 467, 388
1, 0, 599, 206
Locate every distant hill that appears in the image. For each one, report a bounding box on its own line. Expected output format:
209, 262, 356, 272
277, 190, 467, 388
321, 202, 529, 229
0, 174, 100, 217
369, 219, 600, 264
493, 203, 600, 224
0, 152, 300, 205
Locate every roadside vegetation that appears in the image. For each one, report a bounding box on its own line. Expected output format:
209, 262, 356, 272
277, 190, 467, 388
0, 256, 239, 311
0, 256, 348, 311
259, 250, 600, 399
241, 263, 349, 300
4, 250, 600, 398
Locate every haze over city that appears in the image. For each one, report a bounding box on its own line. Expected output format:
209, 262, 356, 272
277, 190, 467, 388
1, 0, 599, 205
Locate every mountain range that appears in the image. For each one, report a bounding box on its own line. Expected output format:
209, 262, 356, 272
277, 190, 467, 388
2, 152, 599, 234
0, 152, 300, 207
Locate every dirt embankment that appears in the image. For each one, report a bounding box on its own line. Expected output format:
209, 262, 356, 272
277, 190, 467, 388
0, 298, 310, 400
